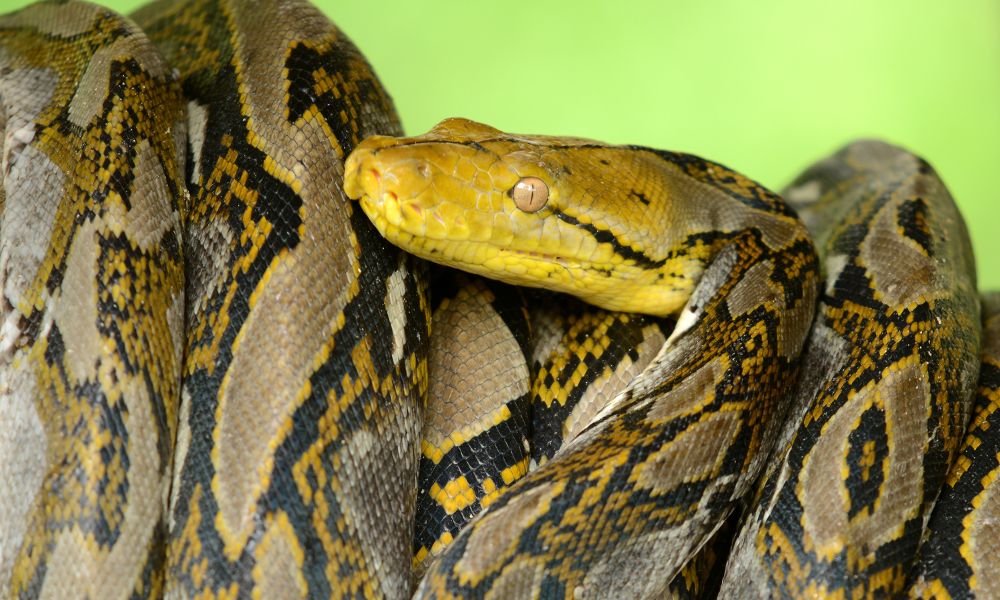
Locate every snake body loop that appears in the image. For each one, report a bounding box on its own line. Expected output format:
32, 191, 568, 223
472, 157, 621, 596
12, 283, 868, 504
0, 2, 186, 595
345, 118, 821, 596
131, 0, 431, 596
720, 141, 980, 597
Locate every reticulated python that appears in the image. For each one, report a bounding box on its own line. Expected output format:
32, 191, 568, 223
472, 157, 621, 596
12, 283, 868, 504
0, 1, 993, 599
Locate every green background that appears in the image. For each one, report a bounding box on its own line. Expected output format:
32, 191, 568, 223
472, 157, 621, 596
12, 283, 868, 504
9, 1, 1000, 288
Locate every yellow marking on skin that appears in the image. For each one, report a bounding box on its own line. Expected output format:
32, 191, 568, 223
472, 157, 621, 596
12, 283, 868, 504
911, 579, 954, 599
421, 440, 445, 465
500, 459, 530, 485
252, 511, 308, 600
422, 401, 516, 464
413, 547, 429, 570
430, 477, 478, 514
480, 478, 501, 509
429, 532, 455, 560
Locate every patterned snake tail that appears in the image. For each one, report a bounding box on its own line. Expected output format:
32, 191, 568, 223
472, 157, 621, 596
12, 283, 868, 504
132, 0, 430, 596
909, 291, 1000, 598
1, 1, 186, 596
720, 141, 980, 598
344, 117, 820, 597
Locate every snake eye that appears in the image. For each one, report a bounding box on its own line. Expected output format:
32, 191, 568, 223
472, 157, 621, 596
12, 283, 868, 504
509, 177, 549, 213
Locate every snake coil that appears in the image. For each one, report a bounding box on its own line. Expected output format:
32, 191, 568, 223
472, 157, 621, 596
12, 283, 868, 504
0, 1, 993, 598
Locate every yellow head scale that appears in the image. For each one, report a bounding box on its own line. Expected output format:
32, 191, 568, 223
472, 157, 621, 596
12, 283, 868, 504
343, 118, 710, 316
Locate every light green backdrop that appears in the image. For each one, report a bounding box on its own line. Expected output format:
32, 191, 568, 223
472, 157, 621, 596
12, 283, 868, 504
8, 1, 1000, 288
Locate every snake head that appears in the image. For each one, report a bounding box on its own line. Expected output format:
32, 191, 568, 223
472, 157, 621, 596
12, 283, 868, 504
343, 118, 702, 316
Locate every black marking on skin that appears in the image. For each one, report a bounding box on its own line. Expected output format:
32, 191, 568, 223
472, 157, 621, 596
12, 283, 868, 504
551, 210, 665, 269
638, 146, 795, 217
631, 190, 651, 205
916, 158, 934, 176
414, 394, 531, 557
285, 41, 397, 154
913, 359, 1000, 597
845, 404, 889, 520
896, 197, 933, 255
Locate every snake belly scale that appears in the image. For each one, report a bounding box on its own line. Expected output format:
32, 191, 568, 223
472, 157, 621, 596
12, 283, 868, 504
1, 1, 993, 598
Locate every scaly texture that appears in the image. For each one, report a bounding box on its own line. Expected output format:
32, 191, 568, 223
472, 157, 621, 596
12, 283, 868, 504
344, 118, 820, 597
3, 2, 992, 597
720, 141, 980, 598
528, 293, 673, 467
415, 279, 674, 573
131, 1, 430, 597
0, 1, 186, 596
909, 292, 1000, 599
415, 271, 532, 575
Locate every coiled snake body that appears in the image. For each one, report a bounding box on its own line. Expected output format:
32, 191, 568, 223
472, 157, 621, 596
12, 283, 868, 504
0, 1, 992, 598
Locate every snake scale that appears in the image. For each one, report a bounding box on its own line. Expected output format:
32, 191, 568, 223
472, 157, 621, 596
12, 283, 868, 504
0, 1, 994, 598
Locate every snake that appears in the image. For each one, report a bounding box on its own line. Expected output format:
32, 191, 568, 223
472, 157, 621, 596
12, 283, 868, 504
910, 292, 1000, 599
0, 0, 993, 598
344, 117, 822, 597
2, 0, 429, 597
719, 140, 980, 598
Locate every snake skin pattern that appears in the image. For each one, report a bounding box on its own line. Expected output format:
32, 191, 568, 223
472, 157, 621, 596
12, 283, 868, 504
1, 1, 992, 599
133, 0, 430, 596
0, 3, 186, 596
345, 119, 820, 597
909, 292, 1000, 598
720, 141, 980, 598
414, 271, 532, 575
415, 281, 676, 573
527, 295, 674, 468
